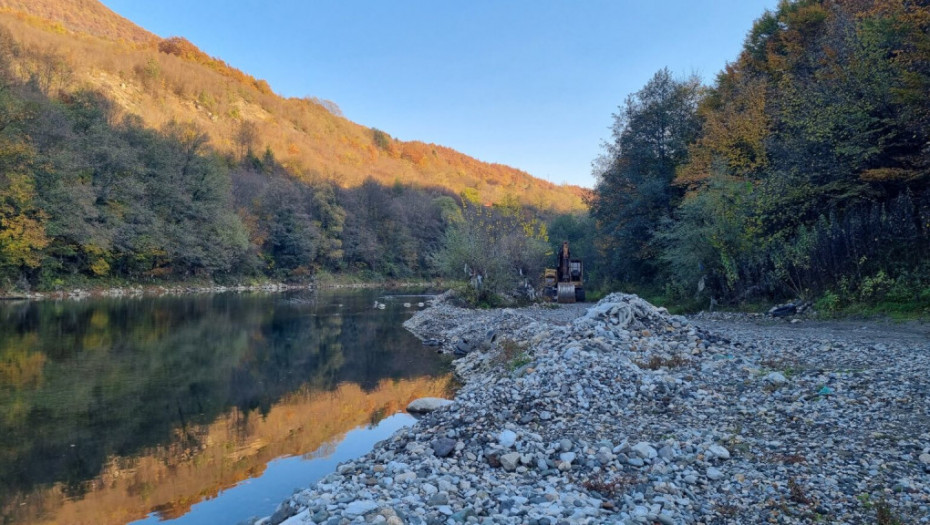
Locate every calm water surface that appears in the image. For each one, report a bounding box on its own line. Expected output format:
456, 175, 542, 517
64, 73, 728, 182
0, 289, 451, 525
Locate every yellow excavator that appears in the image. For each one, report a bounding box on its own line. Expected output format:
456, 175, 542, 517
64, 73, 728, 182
543, 241, 585, 303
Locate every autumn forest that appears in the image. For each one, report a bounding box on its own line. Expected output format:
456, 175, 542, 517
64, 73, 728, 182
0, 0, 929, 313
588, 0, 930, 312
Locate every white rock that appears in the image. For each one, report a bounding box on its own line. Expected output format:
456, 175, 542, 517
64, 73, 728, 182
394, 471, 416, 483
406, 397, 453, 413
500, 452, 521, 471
706, 467, 723, 480
345, 500, 379, 516
632, 442, 658, 459
765, 371, 788, 384
499, 429, 518, 448
707, 444, 731, 460
279, 509, 309, 525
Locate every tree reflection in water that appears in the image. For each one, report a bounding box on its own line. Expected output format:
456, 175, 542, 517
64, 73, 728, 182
0, 289, 451, 525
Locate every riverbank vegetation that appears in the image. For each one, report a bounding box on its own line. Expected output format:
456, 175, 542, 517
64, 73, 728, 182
589, 0, 930, 315
0, 28, 558, 296
3, 0, 928, 317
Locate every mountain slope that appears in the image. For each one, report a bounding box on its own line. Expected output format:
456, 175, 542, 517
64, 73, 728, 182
0, 0, 587, 212
0, 0, 156, 46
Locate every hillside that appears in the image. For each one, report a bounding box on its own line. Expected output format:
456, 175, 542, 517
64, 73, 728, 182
0, 0, 587, 212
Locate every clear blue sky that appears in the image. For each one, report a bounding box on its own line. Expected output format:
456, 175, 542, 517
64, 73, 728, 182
100, 0, 778, 188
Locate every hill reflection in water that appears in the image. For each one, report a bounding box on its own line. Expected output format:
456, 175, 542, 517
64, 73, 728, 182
0, 289, 451, 525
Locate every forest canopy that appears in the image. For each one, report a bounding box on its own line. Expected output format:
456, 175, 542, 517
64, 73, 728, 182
589, 0, 930, 311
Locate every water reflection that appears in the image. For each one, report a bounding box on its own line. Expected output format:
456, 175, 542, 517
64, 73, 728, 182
0, 290, 451, 525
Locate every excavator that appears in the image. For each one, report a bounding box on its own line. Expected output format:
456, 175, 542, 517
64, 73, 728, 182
543, 241, 585, 303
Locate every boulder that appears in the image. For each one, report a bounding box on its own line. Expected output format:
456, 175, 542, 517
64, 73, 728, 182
407, 397, 453, 413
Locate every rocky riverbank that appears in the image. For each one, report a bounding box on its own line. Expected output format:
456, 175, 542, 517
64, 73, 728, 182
261, 293, 930, 524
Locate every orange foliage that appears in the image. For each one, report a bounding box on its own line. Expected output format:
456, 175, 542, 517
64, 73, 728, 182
0, 0, 587, 213
677, 64, 769, 188
0, 0, 157, 46
157, 36, 274, 94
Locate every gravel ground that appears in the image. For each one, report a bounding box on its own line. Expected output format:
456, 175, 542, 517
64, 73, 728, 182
260, 294, 930, 525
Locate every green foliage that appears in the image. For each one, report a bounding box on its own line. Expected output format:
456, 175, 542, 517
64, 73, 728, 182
491, 338, 531, 371
0, 42, 498, 292
134, 58, 161, 93
433, 202, 549, 306
592, 2, 930, 316
338, 179, 448, 279
660, 173, 758, 298
590, 68, 703, 285
460, 187, 481, 205
814, 290, 839, 314
371, 128, 391, 150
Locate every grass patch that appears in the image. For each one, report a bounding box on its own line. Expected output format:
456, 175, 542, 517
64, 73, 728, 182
713, 503, 740, 518
492, 338, 532, 371
858, 494, 908, 525
582, 288, 609, 303
634, 354, 688, 370
580, 473, 642, 498
875, 500, 906, 525
829, 300, 930, 320
788, 478, 814, 505
759, 357, 807, 379
771, 453, 806, 465
599, 280, 930, 320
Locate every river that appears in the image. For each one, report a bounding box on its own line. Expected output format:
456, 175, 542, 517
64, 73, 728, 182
0, 289, 452, 525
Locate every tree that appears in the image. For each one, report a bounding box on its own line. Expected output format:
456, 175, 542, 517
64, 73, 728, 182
432, 202, 548, 305
0, 78, 49, 284
590, 69, 703, 285
662, 0, 930, 302
236, 121, 259, 159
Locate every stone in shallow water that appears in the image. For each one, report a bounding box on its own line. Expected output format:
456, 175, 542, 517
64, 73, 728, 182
407, 397, 453, 413
268, 501, 297, 525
